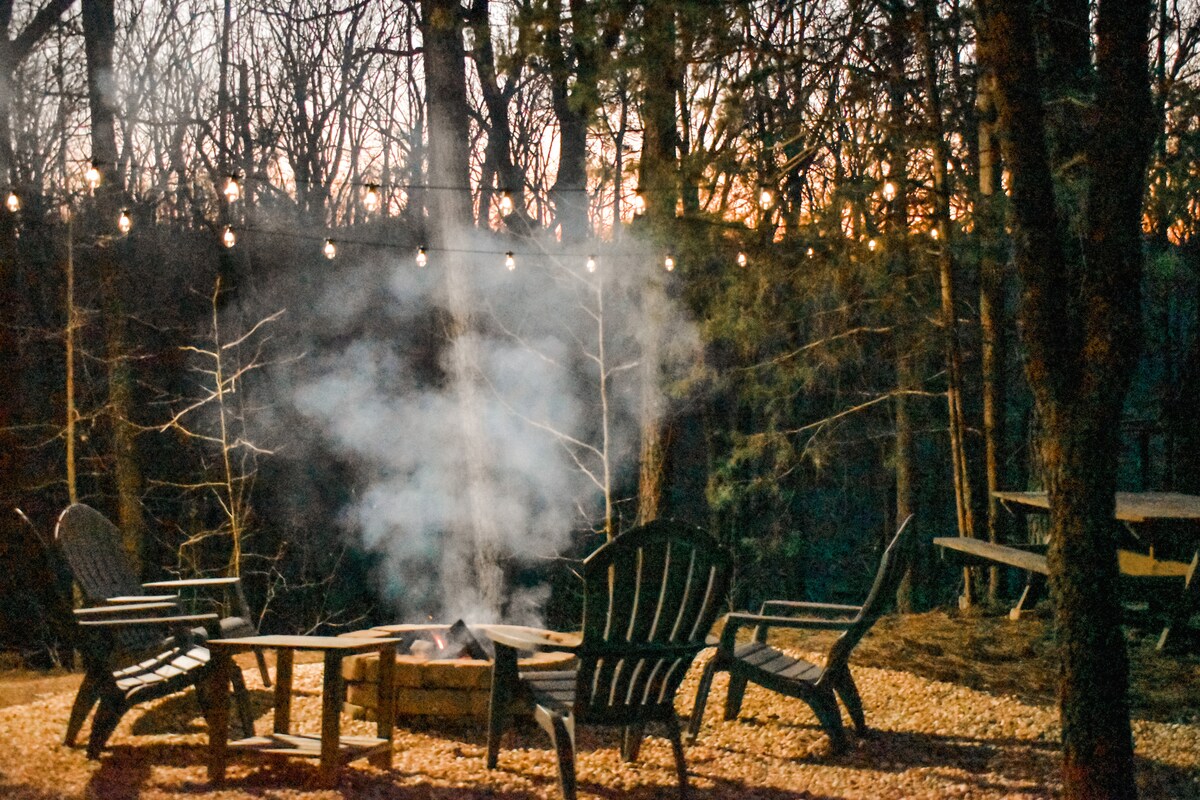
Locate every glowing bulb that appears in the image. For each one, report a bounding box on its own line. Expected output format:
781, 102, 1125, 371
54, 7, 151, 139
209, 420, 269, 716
5, 192, 18, 213
867, 238, 878, 252
806, 247, 815, 258
758, 186, 774, 209
85, 165, 101, 191
223, 176, 240, 203
736, 251, 748, 268
882, 181, 897, 201
221, 225, 236, 248
363, 184, 380, 212
323, 239, 337, 259
117, 209, 132, 235
664, 254, 675, 272
632, 192, 646, 215
505, 251, 516, 271
586, 255, 597, 273
416, 246, 427, 268
499, 192, 514, 216
930, 227, 940, 240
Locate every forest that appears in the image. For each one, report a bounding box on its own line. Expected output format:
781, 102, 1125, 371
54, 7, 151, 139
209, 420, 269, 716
0, 0, 1195, 796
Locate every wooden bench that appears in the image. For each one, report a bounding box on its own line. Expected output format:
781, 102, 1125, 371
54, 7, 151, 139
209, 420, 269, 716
933, 537, 1048, 619
935, 537, 1198, 632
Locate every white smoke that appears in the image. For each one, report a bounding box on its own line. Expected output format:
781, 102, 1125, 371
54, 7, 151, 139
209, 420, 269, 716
281, 229, 701, 624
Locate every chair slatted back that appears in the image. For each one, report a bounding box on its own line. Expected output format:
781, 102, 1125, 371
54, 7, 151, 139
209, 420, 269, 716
56, 504, 164, 655
825, 516, 916, 672
575, 519, 731, 724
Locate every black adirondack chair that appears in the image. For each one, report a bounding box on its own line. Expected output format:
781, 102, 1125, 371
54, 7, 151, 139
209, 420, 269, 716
67, 602, 253, 758
486, 519, 732, 800
54, 503, 269, 685
687, 516, 915, 753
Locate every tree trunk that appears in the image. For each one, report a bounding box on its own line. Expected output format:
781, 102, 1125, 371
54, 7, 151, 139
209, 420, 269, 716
83, 0, 146, 570
977, 71, 1010, 603
978, 1, 1153, 796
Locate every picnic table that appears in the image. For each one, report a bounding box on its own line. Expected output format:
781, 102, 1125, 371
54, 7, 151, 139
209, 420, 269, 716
935, 491, 1200, 650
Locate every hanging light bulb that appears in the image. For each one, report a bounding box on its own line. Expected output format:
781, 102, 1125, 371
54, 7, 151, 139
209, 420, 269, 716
882, 181, 897, 201
221, 225, 237, 249
85, 165, 102, 191
499, 191, 514, 216
117, 209, 132, 235
5, 191, 18, 213
223, 175, 241, 203
363, 184, 381, 212
867, 238, 878, 252
806, 246, 815, 258
664, 254, 675, 272
632, 192, 646, 215
736, 251, 748, 268
586, 255, 597, 273
505, 251, 516, 271
930, 227, 940, 240
416, 246, 428, 268
758, 185, 774, 209
323, 239, 337, 259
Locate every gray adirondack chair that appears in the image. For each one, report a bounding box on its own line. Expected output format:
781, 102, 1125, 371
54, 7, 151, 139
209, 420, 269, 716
67, 601, 253, 758
687, 516, 915, 753
54, 503, 269, 684
485, 519, 732, 800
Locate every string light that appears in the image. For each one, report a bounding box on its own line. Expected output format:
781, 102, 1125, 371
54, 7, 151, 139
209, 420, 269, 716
85, 165, 101, 191
323, 239, 337, 259
416, 246, 428, 267
5, 192, 18, 213
736, 251, 748, 268
586, 254, 597, 273
117, 209, 132, 235
664, 254, 675, 272
223, 175, 241, 203
930, 227, 940, 240
505, 251, 516, 271
867, 238, 878, 252
221, 225, 236, 248
882, 181, 897, 201
806, 247, 815, 258
499, 191, 514, 216
363, 184, 380, 212
758, 185, 774, 209
632, 192, 646, 215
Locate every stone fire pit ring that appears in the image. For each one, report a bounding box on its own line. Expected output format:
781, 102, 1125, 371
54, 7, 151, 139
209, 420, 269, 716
341, 623, 576, 722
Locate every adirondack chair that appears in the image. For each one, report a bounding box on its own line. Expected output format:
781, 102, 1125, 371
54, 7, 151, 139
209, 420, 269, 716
687, 516, 915, 753
54, 503, 270, 685
485, 519, 732, 800
67, 601, 253, 758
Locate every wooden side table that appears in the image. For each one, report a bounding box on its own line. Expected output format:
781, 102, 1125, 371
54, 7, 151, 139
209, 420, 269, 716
205, 635, 398, 785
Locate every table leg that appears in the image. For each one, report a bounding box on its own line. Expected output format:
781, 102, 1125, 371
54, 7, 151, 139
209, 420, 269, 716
319, 650, 344, 785
206, 650, 231, 784
371, 644, 395, 769
274, 649, 293, 735
1157, 550, 1200, 651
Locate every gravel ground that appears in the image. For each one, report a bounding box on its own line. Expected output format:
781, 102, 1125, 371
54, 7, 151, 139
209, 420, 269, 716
0, 648, 1197, 800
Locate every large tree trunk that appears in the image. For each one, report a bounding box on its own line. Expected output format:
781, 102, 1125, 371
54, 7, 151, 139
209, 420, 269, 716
83, 0, 146, 570
978, 1, 1153, 797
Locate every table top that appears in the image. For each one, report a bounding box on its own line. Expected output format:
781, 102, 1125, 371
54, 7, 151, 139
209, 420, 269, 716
994, 491, 1200, 523
207, 635, 400, 652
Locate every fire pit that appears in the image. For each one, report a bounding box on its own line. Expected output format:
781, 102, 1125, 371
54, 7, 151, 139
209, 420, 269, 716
341, 622, 575, 722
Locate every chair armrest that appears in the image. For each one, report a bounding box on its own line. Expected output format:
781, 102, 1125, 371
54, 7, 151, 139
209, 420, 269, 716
75, 602, 180, 617
759, 600, 861, 617
721, 611, 855, 649
76, 613, 219, 628
143, 577, 240, 589
485, 625, 581, 653
106, 595, 179, 603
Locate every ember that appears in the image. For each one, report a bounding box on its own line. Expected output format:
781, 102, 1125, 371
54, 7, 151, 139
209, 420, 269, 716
397, 619, 493, 661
